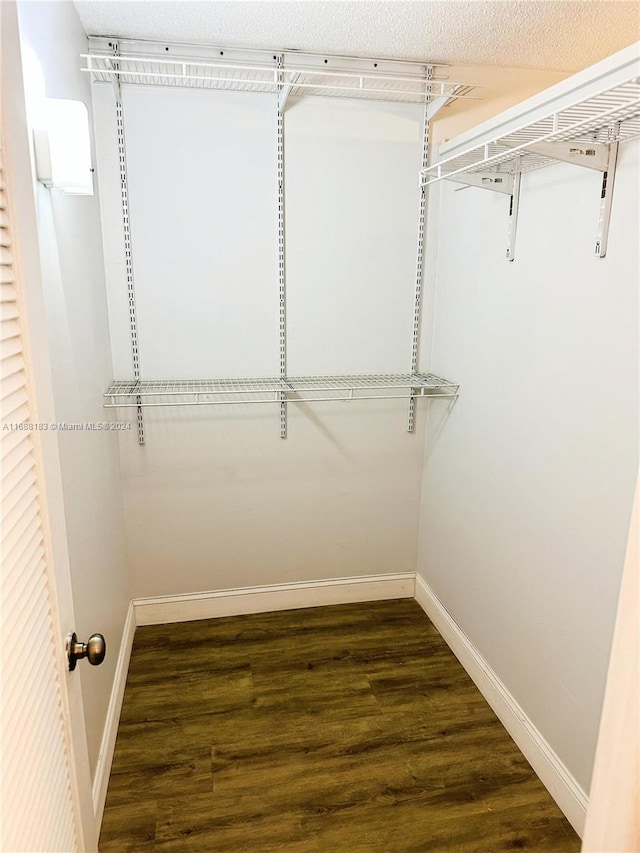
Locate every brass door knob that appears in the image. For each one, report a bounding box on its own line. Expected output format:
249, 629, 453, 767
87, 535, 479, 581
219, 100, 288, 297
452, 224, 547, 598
67, 632, 106, 671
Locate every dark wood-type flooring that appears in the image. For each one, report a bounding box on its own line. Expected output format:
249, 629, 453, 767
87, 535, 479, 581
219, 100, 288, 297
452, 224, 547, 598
99, 599, 580, 852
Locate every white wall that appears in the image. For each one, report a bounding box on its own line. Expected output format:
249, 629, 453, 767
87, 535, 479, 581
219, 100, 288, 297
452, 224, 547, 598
418, 143, 639, 793
16, 0, 129, 781
93, 86, 428, 597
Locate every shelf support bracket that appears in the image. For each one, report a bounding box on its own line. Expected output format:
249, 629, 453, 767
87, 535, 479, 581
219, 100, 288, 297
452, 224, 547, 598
506, 167, 522, 263
278, 73, 300, 114
425, 94, 449, 123
276, 55, 288, 437
595, 140, 619, 259
447, 172, 514, 194
425, 83, 463, 123
113, 43, 144, 444
524, 141, 609, 171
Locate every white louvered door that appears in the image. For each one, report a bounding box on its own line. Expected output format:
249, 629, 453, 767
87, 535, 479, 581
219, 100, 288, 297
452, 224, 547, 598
0, 147, 82, 850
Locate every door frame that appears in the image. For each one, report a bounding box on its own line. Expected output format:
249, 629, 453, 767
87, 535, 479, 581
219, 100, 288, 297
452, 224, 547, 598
2, 2, 97, 847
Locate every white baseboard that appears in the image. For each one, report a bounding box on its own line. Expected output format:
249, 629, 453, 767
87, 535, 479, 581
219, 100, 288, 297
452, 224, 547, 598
133, 573, 416, 626
414, 574, 588, 837
92, 600, 136, 830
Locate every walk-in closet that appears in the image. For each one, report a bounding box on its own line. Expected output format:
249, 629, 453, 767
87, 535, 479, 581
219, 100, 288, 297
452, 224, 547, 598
2, 2, 638, 851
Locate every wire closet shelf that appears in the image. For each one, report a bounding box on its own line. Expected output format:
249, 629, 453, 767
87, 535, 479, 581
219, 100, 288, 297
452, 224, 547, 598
83, 39, 479, 106
422, 75, 640, 185
91, 38, 464, 438
104, 374, 459, 409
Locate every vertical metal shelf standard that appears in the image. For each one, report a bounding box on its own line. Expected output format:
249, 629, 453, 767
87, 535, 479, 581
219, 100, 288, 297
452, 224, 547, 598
408, 68, 432, 433
276, 54, 287, 438
112, 43, 144, 444
88, 40, 469, 441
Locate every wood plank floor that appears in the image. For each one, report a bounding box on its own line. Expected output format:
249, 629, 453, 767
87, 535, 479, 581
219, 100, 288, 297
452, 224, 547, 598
99, 599, 580, 852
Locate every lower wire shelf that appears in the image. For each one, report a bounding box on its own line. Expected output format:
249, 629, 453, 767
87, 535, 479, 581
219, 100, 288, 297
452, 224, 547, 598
104, 373, 459, 408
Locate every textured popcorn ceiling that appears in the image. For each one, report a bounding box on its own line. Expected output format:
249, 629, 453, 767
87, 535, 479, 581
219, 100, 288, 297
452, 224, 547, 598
73, 0, 640, 72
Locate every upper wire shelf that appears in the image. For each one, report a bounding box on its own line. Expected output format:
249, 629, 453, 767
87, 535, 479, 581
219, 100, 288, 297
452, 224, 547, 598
104, 373, 459, 408
83, 38, 479, 106
422, 72, 640, 186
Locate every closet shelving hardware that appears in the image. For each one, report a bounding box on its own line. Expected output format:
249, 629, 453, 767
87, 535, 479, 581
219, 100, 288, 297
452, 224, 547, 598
408, 68, 433, 434
103, 374, 459, 409
83, 38, 480, 108
82, 52, 473, 104
421, 45, 640, 261
89, 38, 468, 442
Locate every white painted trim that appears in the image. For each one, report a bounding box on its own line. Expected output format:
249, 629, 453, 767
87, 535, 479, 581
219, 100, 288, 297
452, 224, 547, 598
92, 601, 136, 829
133, 573, 416, 626
582, 475, 639, 852
414, 574, 588, 838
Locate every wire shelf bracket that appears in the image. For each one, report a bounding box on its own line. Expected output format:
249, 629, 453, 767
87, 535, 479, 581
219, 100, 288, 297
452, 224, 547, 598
524, 141, 610, 171
595, 140, 619, 258
447, 172, 515, 194
278, 72, 300, 114
506, 167, 522, 263
425, 92, 452, 123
